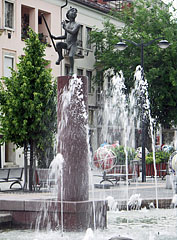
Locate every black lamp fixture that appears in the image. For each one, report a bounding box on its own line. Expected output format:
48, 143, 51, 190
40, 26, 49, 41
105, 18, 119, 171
158, 40, 170, 49
115, 41, 128, 51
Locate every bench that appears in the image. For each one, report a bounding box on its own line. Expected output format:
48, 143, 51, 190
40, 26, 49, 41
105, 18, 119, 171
94, 165, 137, 186
0, 168, 23, 190
33, 168, 56, 191
157, 169, 167, 180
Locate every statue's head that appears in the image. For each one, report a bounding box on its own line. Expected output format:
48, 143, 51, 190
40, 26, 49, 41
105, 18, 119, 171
66, 7, 77, 20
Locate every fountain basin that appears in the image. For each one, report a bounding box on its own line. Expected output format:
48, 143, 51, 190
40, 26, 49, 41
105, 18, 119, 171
0, 198, 107, 230
0, 195, 172, 230
1, 208, 177, 239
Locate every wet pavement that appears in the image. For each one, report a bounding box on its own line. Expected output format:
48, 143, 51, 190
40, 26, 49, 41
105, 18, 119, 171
0, 169, 174, 203
92, 169, 174, 200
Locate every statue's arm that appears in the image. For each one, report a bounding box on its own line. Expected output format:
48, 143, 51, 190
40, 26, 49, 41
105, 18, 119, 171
51, 32, 67, 40
64, 23, 80, 35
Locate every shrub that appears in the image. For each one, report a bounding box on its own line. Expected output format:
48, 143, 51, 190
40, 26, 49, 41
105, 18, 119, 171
146, 151, 171, 164
111, 145, 136, 165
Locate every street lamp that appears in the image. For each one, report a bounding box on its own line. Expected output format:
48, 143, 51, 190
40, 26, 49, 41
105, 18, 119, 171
115, 37, 170, 182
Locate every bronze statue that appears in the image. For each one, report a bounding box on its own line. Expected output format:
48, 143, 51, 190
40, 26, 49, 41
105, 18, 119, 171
51, 7, 80, 76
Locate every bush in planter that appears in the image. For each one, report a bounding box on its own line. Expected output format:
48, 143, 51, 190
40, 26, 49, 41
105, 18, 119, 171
111, 145, 136, 165
146, 151, 171, 164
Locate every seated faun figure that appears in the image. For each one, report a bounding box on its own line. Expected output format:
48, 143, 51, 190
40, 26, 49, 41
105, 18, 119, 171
51, 7, 80, 76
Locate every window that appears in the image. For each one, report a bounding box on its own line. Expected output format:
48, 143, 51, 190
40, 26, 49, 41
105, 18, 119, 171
77, 68, 83, 76
38, 11, 51, 45
4, 55, 14, 77
77, 25, 83, 48
4, 0, 14, 29
96, 72, 103, 104
88, 109, 94, 126
86, 70, 92, 93
21, 5, 35, 40
5, 142, 16, 164
86, 27, 92, 49
21, 13, 29, 39
3, 50, 15, 77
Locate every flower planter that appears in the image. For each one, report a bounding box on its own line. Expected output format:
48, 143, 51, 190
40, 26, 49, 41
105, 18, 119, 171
146, 163, 167, 178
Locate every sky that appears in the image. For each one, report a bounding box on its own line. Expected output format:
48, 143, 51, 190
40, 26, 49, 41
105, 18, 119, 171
163, 0, 177, 17
163, 0, 177, 9
173, 1, 177, 8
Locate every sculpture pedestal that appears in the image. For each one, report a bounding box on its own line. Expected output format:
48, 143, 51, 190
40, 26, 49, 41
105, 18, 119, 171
57, 76, 89, 201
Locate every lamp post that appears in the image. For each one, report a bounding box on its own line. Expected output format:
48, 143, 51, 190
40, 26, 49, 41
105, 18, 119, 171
115, 38, 170, 182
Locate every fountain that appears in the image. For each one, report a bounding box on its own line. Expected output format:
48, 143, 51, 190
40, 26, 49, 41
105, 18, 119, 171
33, 74, 107, 231
50, 74, 106, 230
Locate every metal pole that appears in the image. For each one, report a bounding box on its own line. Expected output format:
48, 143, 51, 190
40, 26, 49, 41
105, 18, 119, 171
141, 42, 146, 182
41, 14, 57, 52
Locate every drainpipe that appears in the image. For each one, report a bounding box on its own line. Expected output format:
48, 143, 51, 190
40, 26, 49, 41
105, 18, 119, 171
60, 0, 68, 76
61, 0, 68, 9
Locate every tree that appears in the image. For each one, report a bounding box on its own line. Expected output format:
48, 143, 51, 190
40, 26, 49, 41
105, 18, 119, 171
35, 80, 57, 169
0, 28, 57, 190
90, 0, 177, 127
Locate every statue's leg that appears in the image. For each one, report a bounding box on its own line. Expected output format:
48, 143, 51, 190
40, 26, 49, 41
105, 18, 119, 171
68, 45, 76, 75
69, 57, 74, 76
56, 42, 67, 65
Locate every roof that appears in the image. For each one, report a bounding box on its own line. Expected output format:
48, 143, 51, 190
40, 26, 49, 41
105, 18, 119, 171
71, 0, 111, 13
71, 0, 133, 13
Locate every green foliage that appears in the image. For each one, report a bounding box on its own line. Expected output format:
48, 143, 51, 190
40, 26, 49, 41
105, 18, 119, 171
111, 145, 136, 165
146, 151, 171, 164
0, 28, 57, 165
90, 0, 177, 127
35, 79, 57, 167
